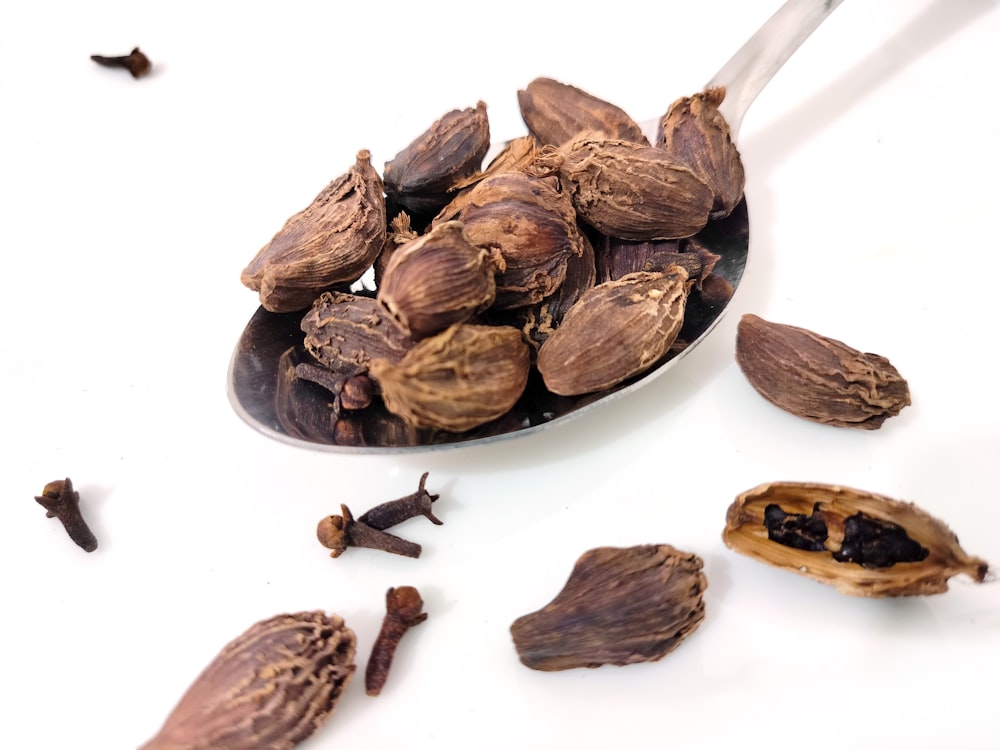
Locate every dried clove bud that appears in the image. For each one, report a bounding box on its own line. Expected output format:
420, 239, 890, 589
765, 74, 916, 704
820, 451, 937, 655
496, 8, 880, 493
536, 267, 690, 396
376, 221, 500, 338
241, 150, 387, 312
365, 586, 427, 696
532, 136, 714, 240
34, 477, 98, 552
657, 87, 745, 219
357, 472, 442, 529
369, 323, 531, 432
735, 314, 911, 429
317, 504, 422, 559
510, 544, 707, 671
723, 481, 990, 597
383, 102, 490, 215
517, 77, 650, 147
139, 611, 356, 750
90, 47, 151, 78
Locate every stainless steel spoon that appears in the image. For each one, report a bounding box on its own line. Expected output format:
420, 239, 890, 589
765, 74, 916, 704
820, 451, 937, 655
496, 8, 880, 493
227, 0, 845, 452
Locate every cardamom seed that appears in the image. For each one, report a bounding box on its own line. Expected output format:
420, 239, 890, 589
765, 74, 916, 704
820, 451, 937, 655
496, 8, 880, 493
369, 323, 530, 431
139, 611, 356, 750
735, 313, 911, 429
723, 481, 990, 597
510, 544, 707, 671
536, 267, 690, 396
240, 150, 386, 313
657, 87, 745, 219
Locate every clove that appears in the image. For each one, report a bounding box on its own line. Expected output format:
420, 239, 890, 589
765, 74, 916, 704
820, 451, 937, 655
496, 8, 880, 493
90, 47, 152, 78
358, 471, 442, 529
316, 504, 421, 559
365, 586, 427, 696
34, 477, 98, 552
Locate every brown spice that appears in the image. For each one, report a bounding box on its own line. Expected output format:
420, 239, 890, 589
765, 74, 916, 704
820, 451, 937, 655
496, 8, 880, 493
317, 504, 422, 559
365, 586, 427, 696
34, 477, 97, 552
358, 472, 442, 529
90, 47, 151, 78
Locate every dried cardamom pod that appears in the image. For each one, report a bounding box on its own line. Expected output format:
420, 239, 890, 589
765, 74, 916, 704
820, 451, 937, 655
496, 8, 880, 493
139, 611, 356, 750
723, 482, 990, 597
536, 267, 690, 396
442, 171, 586, 309
510, 544, 707, 671
301, 291, 416, 377
369, 323, 530, 431
383, 101, 490, 215
517, 77, 650, 147
532, 136, 714, 240
241, 150, 386, 313
736, 313, 911, 429
376, 221, 501, 338
657, 87, 745, 219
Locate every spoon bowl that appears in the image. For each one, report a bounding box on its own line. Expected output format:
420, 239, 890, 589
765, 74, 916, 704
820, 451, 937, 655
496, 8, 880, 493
227, 0, 842, 452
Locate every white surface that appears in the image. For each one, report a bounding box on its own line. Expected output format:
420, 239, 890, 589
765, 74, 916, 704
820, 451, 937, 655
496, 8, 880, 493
2, 1, 999, 748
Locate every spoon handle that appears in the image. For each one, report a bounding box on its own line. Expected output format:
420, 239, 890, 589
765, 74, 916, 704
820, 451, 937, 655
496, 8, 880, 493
707, 0, 845, 140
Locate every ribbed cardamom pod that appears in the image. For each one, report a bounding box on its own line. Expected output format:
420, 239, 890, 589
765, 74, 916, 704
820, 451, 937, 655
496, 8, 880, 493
139, 611, 356, 750
532, 136, 714, 240
383, 101, 490, 215
517, 77, 650, 147
510, 544, 707, 671
376, 221, 501, 338
369, 323, 530, 432
443, 171, 586, 310
536, 267, 690, 396
735, 313, 911, 429
723, 482, 990, 597
240, 150, 386, 313
657, 87, 745, 219
301, 291, 416, 377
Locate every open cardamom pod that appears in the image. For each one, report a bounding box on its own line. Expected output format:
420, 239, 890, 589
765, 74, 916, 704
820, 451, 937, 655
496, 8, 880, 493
240, 150, 386, 313
376, 220, 501, 338
536, 267, 690, 395
735, 313, 911, 429
657, 87, 745, 219
139, 611, 356, 750
532, 135, 714, 240
723, 482, 990, 597
510, 544, 707, 671
517, 77, 650, 147
383, 102, 490, 215
369, 323, 530, 432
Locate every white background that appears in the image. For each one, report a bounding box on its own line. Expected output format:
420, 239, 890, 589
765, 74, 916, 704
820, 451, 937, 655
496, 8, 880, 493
2, 1, 999, 748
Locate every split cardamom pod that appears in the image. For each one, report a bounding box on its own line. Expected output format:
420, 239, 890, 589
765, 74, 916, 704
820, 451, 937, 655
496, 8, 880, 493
735, 313, 911, 429
369, 323, 530, 431
510, 544, 707, 671
531, 135, 714, 240
723, 481, 990, 597
383, 101, 490, 215
376, 220, 501, 338
536, 267, 690, 396
517, 76, 649, 147
657, 87, 745, 219
139, 611, 356, 750
241, 150, 386, 313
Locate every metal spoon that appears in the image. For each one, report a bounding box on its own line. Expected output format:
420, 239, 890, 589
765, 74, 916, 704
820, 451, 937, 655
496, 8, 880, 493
227, 0, 845, 452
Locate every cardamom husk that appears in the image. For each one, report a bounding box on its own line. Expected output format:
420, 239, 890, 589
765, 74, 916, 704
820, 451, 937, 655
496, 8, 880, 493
139, 611, 356, 750
735, 313, 911, 429
240, 150, 386, 313
536, 267, 690, 395
369, 323, 530, 431
723, 481, 990, 597
517, 77, 649, 147
657, 87, 745, 219
510, 544, 707, 671
383, 102, 490, 215
376, 220, 501, 338
532, 135, 714, 240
